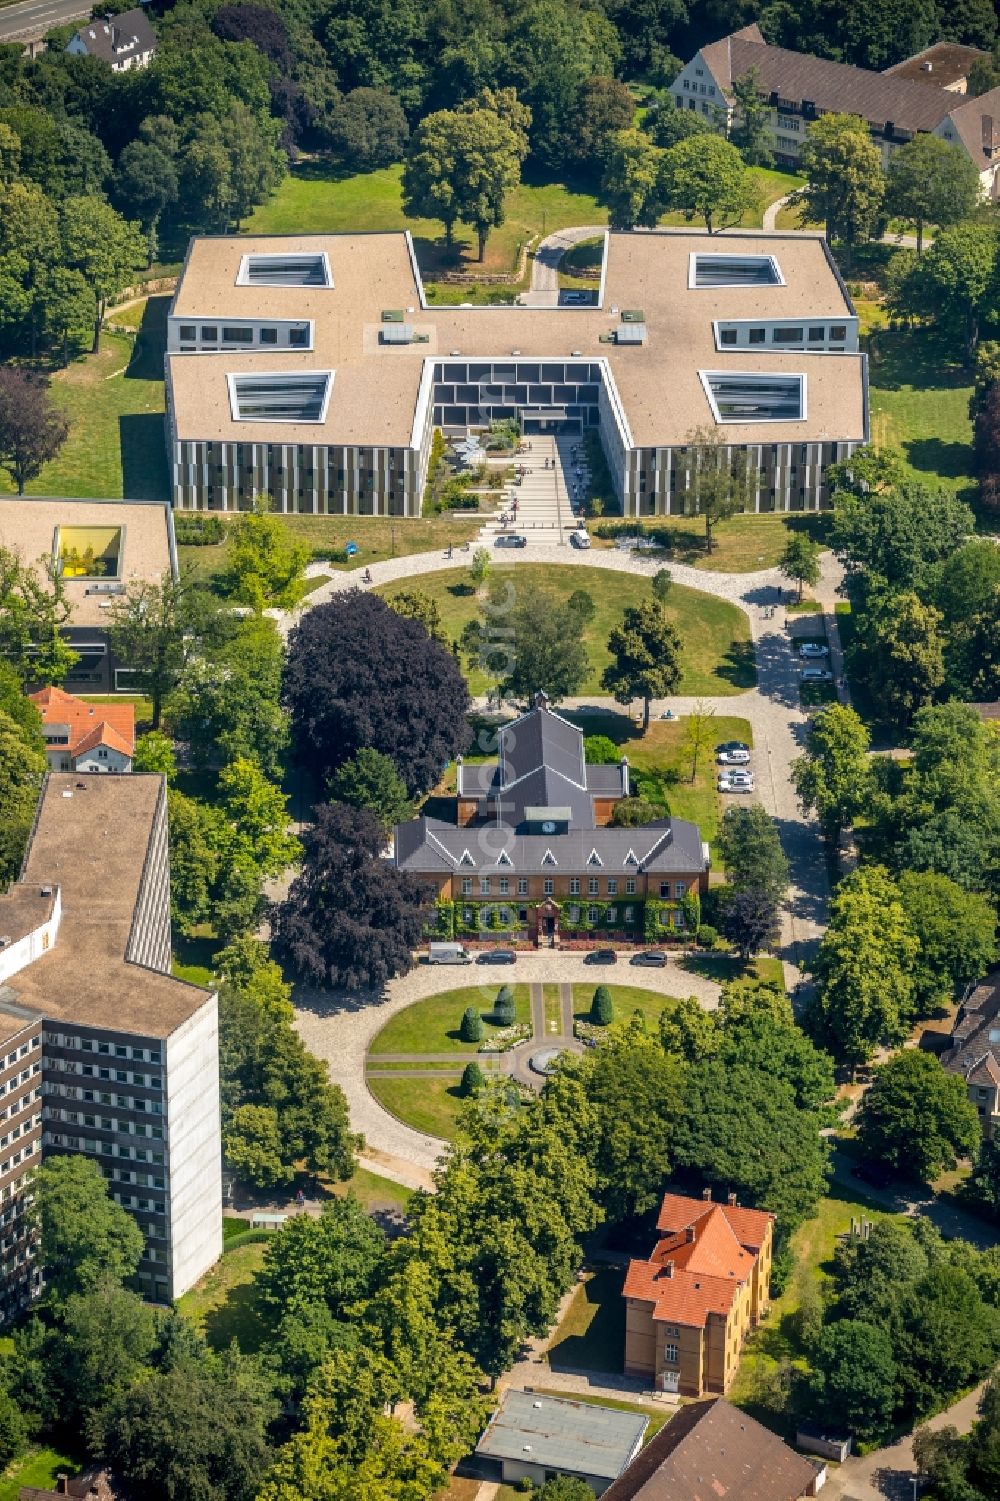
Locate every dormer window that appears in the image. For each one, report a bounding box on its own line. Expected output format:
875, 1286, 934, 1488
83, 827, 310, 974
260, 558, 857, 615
586, 849, 604, 867
541, 849, 557, 866
459, 850, 475, 867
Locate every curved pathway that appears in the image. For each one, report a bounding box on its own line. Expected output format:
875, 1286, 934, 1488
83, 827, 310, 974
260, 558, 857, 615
294, 953, 724, 1181
521, 225, 605, 307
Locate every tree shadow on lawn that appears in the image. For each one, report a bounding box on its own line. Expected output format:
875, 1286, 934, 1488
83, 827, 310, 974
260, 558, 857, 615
548, 1268, 626, 1374
902, 437, 974, 483
716, 640, 757, 690
120, 414, 170, 500
202, 1282, 267, 1355
867, 327, 971, 391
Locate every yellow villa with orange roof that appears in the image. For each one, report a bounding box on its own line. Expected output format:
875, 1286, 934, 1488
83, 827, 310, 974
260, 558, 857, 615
623, 1189, 773, 1397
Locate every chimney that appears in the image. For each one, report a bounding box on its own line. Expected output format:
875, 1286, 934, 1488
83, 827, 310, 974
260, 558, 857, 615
534, 690, 550, 711
56, 1479, 69, 1496
685, 1226, 696, 1243
620, 754, 630, 797
702, 1186, 712, 1201
456, 754, 463, 796
728, 1192, 738, 1207
663, 1259, 674, 1278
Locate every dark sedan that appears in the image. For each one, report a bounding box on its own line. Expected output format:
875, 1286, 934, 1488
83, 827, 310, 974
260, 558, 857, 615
631, 951, 667, 967
586, 948, 618, 965
478, 948, 517, 964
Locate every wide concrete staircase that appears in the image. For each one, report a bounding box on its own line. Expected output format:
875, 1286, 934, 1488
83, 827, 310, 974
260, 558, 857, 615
481, 435, 576, 545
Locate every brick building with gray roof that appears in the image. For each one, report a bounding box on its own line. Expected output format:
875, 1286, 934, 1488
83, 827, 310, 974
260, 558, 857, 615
394, 697, 708, 948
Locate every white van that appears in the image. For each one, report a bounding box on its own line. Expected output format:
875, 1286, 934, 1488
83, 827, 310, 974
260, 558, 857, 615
428, 942, 474, 964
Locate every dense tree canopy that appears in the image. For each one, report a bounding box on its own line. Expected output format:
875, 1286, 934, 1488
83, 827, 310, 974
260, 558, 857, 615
284, 593, 470, 797
271, 800, 429, 990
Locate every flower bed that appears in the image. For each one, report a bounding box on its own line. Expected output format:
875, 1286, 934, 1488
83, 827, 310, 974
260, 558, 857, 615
478, 1023, 531, 1054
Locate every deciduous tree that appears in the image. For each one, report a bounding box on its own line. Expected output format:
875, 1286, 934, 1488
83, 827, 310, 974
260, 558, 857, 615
284, 593, 470, 797
805, 1320, 897, 1444
0, 710, 46, 888
729, 69, 773, 166
271, 800, 429, 990
660, 134, 760, 233
811, 864, 918, 1069
718, 887, 781, 959
897, 870, 997, 1013
107, 577, 189, 730
600, 127, 664, 229
497, 585, 590, 706
29, 1156, 145, 1304
716, 805, 789, 901
602, 600, 681, 730
328, 747, 412, 829
0, 543, 76, 684
885, 134, 981, 254
684, 425, 751, 552
254, 1198, 385, 1324
794, 113, 885, 262
0, 368, 68, 495
402, 98, 529, 260
887, 222, 998, 354
857, 1050, 981, 1182
217, 501, 309, 610
779, 532, 821, 602
59, 194, 146, 351
791, 703, 872, 843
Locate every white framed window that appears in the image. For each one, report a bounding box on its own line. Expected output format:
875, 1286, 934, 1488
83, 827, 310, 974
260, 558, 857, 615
461, 878, 472, 895
588, 878, 599, 895
699, 370, 806, 423
228, 371, 333, 424
517, 879, 528, 896
544, 878, 554, 895
689, 253, 784, 290
499, 878, 509, 895
479, 877, 491, 895
665, 1343, 679, 1363
625, 878, 636, 894
236, 251, 332, 287
570, 878, 580, 894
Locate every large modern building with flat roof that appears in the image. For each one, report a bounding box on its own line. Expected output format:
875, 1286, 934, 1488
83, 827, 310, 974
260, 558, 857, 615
165, 228, 868, 518
0, 774, 221, 1316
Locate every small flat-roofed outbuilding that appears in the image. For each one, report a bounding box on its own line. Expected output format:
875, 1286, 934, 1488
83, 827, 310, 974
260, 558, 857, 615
475, 1390, 648, 1495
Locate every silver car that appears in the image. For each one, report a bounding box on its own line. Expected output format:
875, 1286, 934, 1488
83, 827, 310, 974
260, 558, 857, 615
798, 642, 830, 659
800, 665, 833, 683
718, 770, 755, 793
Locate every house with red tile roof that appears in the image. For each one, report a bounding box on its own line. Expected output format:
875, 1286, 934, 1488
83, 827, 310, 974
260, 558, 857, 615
29, 687, 134, 774
623, 1189, 773, 1396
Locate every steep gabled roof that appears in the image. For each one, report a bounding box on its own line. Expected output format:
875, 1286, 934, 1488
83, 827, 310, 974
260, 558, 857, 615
700, 27, 961, 132
600, 1399, 821, 1501
30, 686, 135, 760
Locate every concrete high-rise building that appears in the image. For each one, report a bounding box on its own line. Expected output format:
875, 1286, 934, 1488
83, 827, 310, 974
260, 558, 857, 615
0, 774, 221, 1315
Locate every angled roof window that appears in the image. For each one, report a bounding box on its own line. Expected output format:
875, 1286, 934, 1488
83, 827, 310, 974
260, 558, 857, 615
229, 371, 333, 423
237, 252, 332, 288
689, 253, 784, 289
700, 371, 805, 423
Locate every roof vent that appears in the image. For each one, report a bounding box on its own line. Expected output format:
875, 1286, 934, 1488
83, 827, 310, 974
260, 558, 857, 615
0, 938, 9, 950
921, 60, 933, 72
571, 349, 581, 356
381, 309, 405, 323
523, 1445, 532, 1452
533, 1400, 542, 1409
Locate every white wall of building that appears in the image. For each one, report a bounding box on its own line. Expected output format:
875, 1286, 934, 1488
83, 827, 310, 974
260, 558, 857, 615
0, 893, 61, 987
164, 997, 222, 1298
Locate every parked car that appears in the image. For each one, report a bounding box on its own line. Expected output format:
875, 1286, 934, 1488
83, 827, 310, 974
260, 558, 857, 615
586, 948, 618, 964
563, 290, 592, 304
717, 746, 751, 765
798, 642, 830, 659
632, 951, 667, 967
716, 740, 749, 758
718, 770, 755, 793
569, 529, 591, 549
495, 533, 528, 548
478, 948, 516, 964
852, 1159, 893, 1191
800, 665, 834, 683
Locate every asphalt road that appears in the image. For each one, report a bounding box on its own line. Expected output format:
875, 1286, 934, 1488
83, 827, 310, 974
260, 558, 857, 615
0, 0, 90, 42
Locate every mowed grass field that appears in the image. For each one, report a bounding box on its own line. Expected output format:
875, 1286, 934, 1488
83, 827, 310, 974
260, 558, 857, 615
867, 328, 974, 497
245, 162, 805, 283
561, 710, 754, 843
3, 308, 170, 501
377, 565, 755, 699
367, 1074, 467, 1140
591, 511, 829, 573
572, 984, 679, 1031
369, 985, 532, 1055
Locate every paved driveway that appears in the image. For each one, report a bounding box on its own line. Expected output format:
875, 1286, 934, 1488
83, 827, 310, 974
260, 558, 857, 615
282, 540, 837, 1173
294, 952, 722, 1180
823, 1382, 987, 1501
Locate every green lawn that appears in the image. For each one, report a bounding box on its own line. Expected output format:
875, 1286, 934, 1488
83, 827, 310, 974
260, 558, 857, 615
177, 512, 483, 588
3, 300, 170, 501
329, 1166, 413, 1217
592, 512, 829, 574
177, 1238, 270, 1353
0, 1447, 85, 1501
561, 711, 754, 844
246, 163, 804, 288
547, 1266, 627, 1375
543, 984, 563, 1036
867, 328, 974, 496
729, 1191, 891, 1429
377, 566, 755, 699
367, 1074, 467, 1140
369, 985, 531, 1056
679, 953, 785, 989
572, 984, 679, 1032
